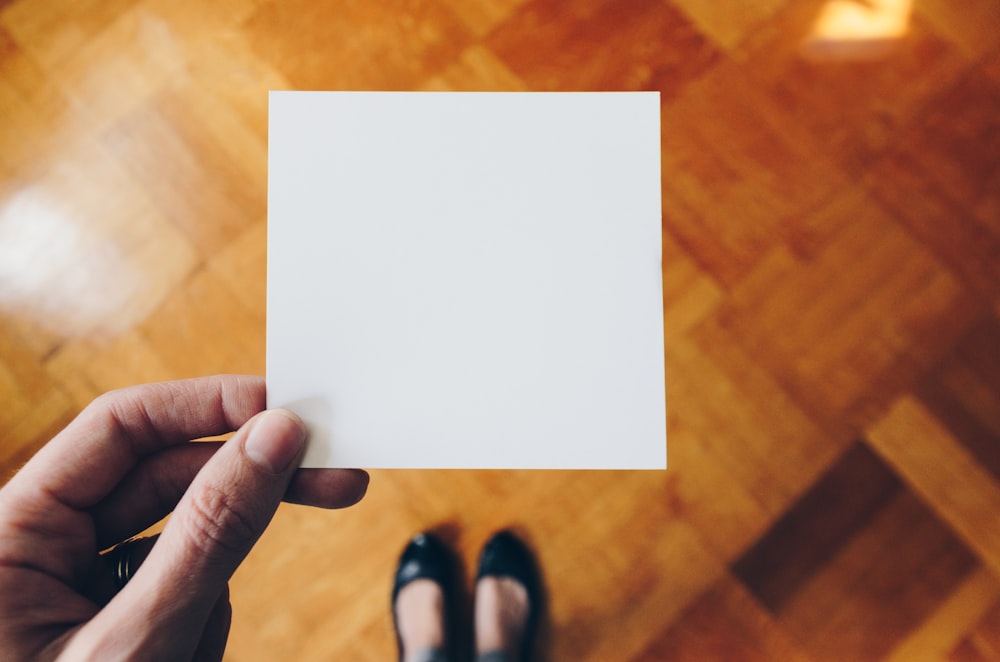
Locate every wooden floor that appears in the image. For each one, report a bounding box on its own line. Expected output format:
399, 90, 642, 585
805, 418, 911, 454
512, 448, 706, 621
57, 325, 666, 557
2, 0, 1000, 659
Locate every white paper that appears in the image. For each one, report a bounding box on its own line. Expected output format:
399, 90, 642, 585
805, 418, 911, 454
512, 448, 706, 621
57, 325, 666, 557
267, 91, 665, 469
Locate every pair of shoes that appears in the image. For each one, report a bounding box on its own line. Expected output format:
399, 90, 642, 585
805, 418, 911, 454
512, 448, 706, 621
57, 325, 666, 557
391, 530, 541, 662
391, 532, 457, 662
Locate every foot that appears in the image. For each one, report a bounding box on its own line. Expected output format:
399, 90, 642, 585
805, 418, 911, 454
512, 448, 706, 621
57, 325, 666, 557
475, 530, 541, 662
391, 533, 454, 662
394, 578, 446, 662
475, 575, 530, 662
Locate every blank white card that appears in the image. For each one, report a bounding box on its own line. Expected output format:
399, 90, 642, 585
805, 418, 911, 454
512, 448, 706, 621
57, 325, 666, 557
267, 91, 665, 469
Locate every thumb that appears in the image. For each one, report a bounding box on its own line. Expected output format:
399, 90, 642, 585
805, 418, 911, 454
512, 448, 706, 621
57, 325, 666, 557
72, 409, 306, 660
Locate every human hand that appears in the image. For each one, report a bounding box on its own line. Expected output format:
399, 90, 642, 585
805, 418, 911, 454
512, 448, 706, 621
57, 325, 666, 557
0, 375, 368, 661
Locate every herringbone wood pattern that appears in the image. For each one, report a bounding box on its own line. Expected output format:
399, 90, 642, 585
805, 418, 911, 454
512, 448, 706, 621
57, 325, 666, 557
2, 0, 999, 659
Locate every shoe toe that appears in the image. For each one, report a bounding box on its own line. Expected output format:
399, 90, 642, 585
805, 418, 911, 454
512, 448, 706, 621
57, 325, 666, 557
393, 532, 454, 602
477, 530, 538, 585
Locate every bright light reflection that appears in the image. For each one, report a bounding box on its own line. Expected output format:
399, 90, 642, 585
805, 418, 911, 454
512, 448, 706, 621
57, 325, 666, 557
805, 0, 913, 59
0, 189, 143, 338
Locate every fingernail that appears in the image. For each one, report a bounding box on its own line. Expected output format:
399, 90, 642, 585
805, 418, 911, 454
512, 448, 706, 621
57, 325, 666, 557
244, 409, 306, 474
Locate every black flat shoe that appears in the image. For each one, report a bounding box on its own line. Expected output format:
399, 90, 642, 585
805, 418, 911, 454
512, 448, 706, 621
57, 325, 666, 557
476, 530, 543, 662
392, 532, 456, 662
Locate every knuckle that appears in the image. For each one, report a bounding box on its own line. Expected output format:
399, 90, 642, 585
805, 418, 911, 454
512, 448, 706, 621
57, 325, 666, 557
184, 484, 260, 557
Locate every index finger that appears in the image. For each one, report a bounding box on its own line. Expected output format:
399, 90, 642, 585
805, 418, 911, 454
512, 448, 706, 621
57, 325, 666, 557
6, 375, 266, 511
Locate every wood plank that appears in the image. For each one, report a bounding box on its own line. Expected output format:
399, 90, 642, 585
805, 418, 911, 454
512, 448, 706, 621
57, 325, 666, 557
868, 396, 1000, 577
886, 567, 1000, 662
773, 488, 977, 661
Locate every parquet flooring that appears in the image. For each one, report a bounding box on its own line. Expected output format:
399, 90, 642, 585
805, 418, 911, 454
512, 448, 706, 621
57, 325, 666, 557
2, 0, 1000, 660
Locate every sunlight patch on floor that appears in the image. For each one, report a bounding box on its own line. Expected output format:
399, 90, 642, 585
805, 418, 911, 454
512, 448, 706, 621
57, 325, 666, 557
804, 0, 913, 60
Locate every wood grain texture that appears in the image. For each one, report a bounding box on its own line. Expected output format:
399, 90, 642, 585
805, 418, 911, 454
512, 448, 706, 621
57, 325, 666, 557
2, 1, 999, 660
